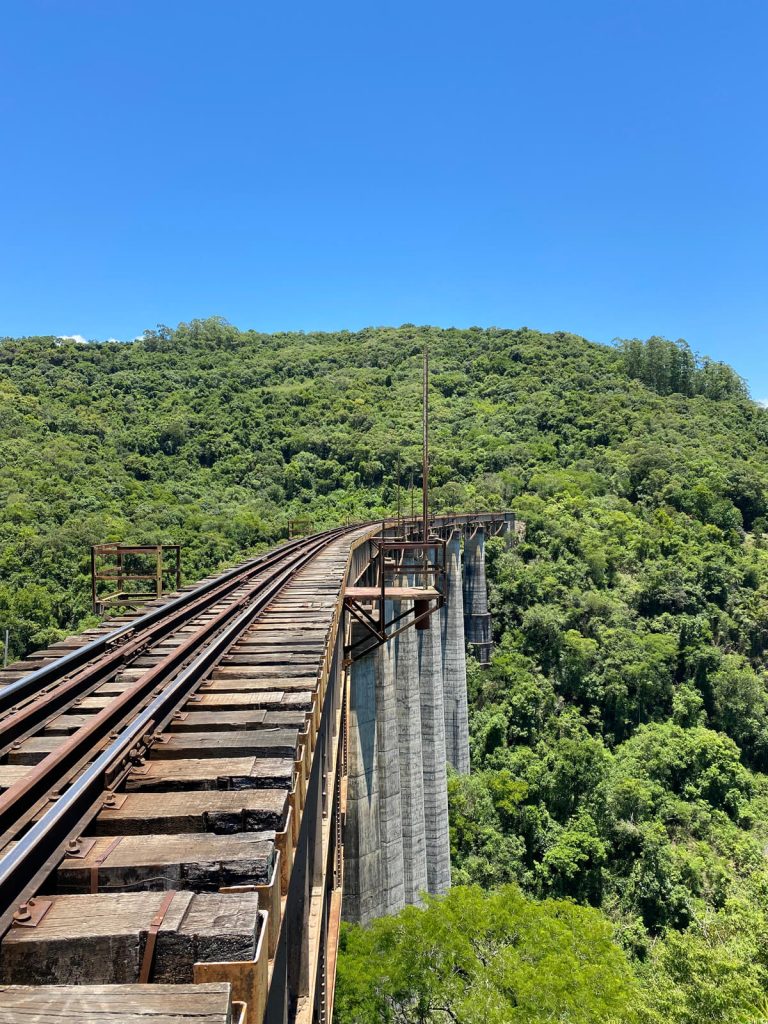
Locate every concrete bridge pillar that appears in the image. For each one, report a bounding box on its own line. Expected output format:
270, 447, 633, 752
418, 609, 452, 895
376, 600, 405, 916
395, 599, 428, 905
464, 528, 492, 665
442, 534, 470, 774
342, 630, 383, 925
344, 524, 497, 922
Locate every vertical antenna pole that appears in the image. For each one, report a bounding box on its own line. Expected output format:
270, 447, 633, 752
396, 452, 402, 528
91, 546, 97, 614
422, 343, 429, 583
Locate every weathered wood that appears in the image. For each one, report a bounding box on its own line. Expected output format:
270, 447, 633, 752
8, 737, 62, 765
169, 710, 268, 732
263, 710, 308, 728
219, 655, 318, 668
151, 730, 298, 761
234, 641, 325, 651
220, 653, 319, 665
168, 710, 306, 732
246, 622, 327, 630
0, 982, 234, 1023
201, 677, 316, 692
188, 692, 313, 711
43, 713, 95, 733
57, 832, 275, 893
210, 667, 317, 682
0, 766, 28, 792
0, 891, 261, 985
189, 691, 285, 709
125, 757, 294, 792
93, 680, 132, 695
94, 790, 288, 835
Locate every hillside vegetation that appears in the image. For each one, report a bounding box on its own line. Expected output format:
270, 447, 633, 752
3, 320, 768, 1021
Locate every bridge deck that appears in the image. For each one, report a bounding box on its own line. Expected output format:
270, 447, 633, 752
0, 529, 367, 1023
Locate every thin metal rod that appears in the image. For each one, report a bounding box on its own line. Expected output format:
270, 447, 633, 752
396, 453, 402, 527
422, 343, 429, 585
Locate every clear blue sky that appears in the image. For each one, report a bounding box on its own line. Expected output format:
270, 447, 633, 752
2, 1, 767, 397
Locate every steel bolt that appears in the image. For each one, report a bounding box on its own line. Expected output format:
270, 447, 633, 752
13, 903, 31, 923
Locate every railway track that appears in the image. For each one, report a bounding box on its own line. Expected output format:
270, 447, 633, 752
0, 511, 516, 1024
0, 523, 370, 1024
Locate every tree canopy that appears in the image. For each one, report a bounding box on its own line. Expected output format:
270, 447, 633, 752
336, 885, 639, 1024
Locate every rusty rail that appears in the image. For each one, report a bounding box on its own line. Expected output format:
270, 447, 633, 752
0, 527, 349, 935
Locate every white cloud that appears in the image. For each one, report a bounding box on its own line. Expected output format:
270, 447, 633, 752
53, 333, 148, 345
757, 398, 768, 408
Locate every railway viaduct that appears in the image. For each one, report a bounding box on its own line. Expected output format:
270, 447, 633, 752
0, 512, 516, 1024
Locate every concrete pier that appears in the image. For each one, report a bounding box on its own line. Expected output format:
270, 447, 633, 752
376, 601, 405, 916
443, 534, 470, 773
342, 637, 383, 925
343, 520, 500, 926
394, 600, 428, 905
418, 612, 452, 895
464, 529, 492, 665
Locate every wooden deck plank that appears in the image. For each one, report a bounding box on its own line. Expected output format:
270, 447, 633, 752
125, 756, 294, 792
0, 891, 261, 985
0, 983, 234, 1024
57, 832, 274, 893
201, 677, 316, 692
151, 730, 298, 760
168, 710, 305, 732
94, 790, 288, 835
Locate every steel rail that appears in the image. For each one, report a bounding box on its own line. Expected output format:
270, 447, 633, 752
0, 514, 514, 928
0, 526, 355, 848
0, 531, 332, 719
0, 526, 356, 935
0, 532, 355, 754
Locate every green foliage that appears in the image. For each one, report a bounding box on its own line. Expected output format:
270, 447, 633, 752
335, 885, 639, 1024
1, 321, 765, 665
445, 350, 768, 1021
616, 337, 747, 401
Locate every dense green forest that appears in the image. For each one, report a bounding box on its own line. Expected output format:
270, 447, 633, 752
3, 320, 768, 1021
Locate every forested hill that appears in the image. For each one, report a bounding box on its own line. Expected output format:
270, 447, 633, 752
4, 320, 768, 1020
0, 319, 762, 661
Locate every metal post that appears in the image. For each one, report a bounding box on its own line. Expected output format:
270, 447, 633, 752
91, 547, 98, 614
379, 543, 386, 637
2, 630, 8, 669
422, 344, 429, 585
396, 453, 402, 529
